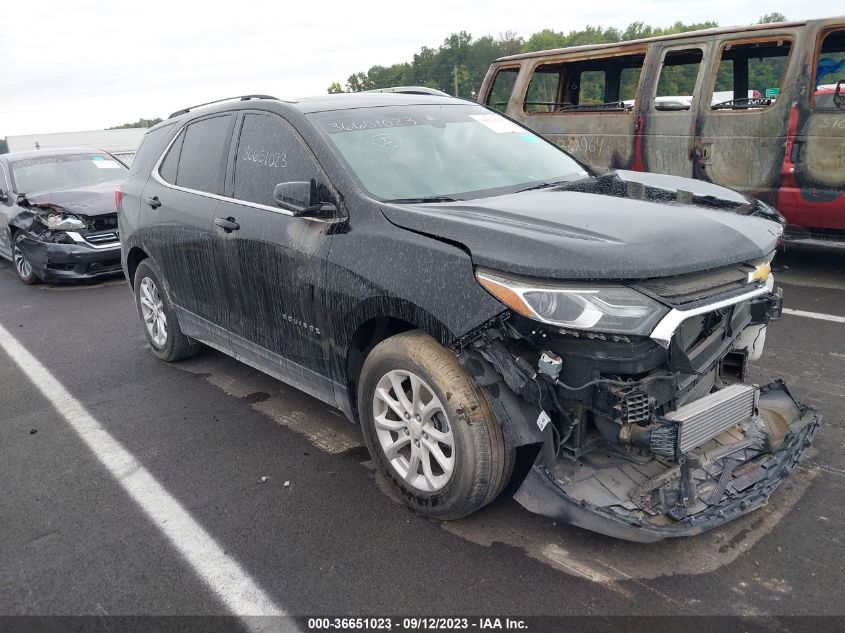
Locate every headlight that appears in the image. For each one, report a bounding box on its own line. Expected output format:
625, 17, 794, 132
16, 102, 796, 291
38, 213, 86, 231
476, 269, 669, 336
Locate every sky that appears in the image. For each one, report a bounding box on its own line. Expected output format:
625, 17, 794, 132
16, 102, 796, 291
0, 0, 838, 136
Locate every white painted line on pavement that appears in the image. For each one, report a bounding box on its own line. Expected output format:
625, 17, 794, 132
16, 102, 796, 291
0, 322, 290, 627
782, 308, 845, 324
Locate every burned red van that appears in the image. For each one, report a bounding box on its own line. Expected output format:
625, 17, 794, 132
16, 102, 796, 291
479, 18, 845, 243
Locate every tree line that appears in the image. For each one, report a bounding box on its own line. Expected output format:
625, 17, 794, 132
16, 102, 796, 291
327, 13, 788, 98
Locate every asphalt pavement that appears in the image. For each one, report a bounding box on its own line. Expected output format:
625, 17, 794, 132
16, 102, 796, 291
0, 245, 843, 628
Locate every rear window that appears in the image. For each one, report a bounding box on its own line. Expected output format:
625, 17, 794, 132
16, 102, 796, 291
173, 115, 234, 194
524, 53, 645, 114
10, 154, 127, 195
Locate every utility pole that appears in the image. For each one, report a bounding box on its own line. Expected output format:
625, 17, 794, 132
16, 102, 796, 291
453, 65, 459, 97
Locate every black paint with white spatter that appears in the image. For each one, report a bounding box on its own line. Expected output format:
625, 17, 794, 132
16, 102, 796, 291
119, 92, 819, 540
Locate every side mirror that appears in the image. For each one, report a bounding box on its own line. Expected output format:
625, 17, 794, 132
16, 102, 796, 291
273, 180, 337, 217
835, 80, 844, 109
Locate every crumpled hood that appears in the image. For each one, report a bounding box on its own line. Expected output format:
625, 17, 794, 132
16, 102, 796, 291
381, 171, 783, 280
25, 182, 119, 218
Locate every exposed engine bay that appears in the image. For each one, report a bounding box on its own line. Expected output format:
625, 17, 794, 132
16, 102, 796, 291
455, 260, 820, 541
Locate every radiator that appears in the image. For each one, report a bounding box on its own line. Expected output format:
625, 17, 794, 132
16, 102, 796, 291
665, 384, 757, 454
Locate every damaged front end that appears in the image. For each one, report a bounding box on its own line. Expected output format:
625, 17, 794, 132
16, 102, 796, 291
13, 195, 122, 281
456, 262, 820, 542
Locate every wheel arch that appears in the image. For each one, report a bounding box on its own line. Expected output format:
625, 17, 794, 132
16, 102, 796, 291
342, 298, 454, 423
125, 246, 149, 289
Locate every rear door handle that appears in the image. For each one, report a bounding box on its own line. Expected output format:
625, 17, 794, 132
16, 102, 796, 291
215, 217, 240, 233
144, 195, 161, 209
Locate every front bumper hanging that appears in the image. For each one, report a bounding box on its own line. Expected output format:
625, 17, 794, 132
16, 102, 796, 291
512, 380, 820, 542
18, 236, 122, 282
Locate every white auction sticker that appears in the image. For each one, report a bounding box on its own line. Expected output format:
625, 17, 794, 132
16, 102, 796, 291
92, 160, 122, 169
536, 410, 551, 432
470, 114, 522, 133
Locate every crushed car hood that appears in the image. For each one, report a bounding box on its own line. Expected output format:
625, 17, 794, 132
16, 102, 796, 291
382, 171, 783, 280
25, 182, 120, 218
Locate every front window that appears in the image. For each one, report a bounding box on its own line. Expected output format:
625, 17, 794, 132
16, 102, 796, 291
10, 153, 127, 195
310, 104, 586, 201
486, 68, 519, 113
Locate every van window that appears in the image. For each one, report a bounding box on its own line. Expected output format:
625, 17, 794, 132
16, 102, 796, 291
174, 115, 234, 194
233, 113, 319, 208
654, 49, 703, 111
711, 40, 792, 110
487, 68, 518, 112
525, 70, 561, 112
524, 53, 645, 114
814, 29, 845, 109
578, 71, 606, 105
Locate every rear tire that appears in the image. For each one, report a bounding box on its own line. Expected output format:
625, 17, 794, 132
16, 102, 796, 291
12, 233, 41, 285
358, 330, 513, 520
133, 259, 201, 362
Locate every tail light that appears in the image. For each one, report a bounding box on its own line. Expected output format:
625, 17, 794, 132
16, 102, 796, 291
115, 186, 124, 211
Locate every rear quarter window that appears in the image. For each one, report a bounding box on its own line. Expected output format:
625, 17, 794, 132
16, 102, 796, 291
158, 131, 183, 184
129, 123, 176, 176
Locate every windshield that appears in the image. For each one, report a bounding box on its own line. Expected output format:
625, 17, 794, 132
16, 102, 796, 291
309, 104, 586, 201
10, 153, 128, 195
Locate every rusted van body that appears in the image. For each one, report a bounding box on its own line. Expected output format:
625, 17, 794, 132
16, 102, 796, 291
479, 18, 845, 241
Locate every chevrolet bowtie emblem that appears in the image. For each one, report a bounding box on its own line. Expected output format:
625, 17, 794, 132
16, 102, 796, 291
748, 262, 772, 284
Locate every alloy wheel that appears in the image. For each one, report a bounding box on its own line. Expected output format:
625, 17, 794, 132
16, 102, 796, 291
372, 369, 455, 492
139, 277, 168, 347
12, 239, 32, 279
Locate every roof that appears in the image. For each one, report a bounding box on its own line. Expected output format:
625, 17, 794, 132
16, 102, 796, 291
292, 92, 465, 113
492, 19, 812, 63
365, 86, 451, 96
151, 92, 468, 130
1, 147, 116, 162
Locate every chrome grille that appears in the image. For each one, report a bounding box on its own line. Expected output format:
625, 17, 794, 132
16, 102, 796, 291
666, 384, 756, 454
636, 264, 754, 306
85, 232, 119, 244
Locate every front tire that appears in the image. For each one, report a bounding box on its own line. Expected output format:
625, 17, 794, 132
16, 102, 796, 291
12, 233, 41, 285
358, 330, 513, 520
133, 259, 200, 362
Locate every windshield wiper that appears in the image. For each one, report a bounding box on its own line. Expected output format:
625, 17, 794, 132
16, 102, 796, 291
515, 179, 580, 193
386, 196, 461, 204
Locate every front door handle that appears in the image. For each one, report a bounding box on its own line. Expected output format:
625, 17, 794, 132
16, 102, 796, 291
144, 195, 161, 209
215, 217, 240, 233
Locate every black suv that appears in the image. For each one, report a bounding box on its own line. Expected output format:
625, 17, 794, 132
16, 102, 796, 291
120, 93, 819, 541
